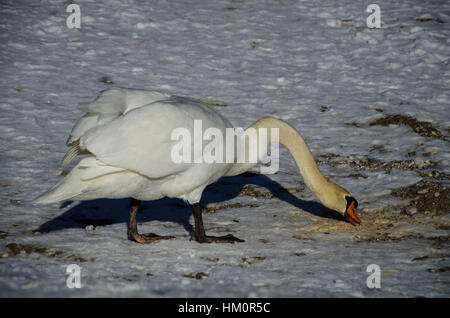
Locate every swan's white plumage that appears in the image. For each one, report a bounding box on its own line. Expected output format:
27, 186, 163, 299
66, 87, 170, 146
34, 88, 235, 205
34, 87, 357, 223
81, 98, 230, 179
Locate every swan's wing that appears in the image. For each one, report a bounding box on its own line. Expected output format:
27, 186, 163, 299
80, 100, 228, 179
63, 88, 170, 165
66, 87, 170, 146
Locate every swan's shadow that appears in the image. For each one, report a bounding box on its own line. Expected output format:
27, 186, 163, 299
35, 172, 345, 234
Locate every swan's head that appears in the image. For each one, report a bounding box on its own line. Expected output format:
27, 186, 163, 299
320, 183, 361, 226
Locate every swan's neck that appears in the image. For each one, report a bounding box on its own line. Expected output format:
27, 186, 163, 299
228, 117, 333, 201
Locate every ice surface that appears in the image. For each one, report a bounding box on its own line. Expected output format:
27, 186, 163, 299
0, 0, 449, 297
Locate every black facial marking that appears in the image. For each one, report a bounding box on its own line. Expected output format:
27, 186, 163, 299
345, 196, 358, 210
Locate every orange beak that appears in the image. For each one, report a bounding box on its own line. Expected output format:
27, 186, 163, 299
344, 201, 361, 226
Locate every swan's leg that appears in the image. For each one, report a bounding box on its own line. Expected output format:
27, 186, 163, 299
128, 198, 175, 244
191, 203, 244, 243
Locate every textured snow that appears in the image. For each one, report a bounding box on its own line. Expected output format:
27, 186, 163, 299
0, 0, 449, 297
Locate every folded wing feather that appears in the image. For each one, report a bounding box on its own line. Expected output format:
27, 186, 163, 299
80, 101, 193, 179
63, 87, 170, 166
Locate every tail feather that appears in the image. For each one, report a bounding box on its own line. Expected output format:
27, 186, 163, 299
31, 176, 83, 205
32, 162, 87, 205
32, 157, 129, 205
32, 185, 82, 205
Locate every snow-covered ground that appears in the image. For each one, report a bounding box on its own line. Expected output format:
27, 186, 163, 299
0, 0, 449, 297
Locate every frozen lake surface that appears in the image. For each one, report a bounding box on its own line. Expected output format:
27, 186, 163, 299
0, 0, 449, 297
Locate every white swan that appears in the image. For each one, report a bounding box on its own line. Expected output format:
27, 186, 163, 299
33, 87, 361, 244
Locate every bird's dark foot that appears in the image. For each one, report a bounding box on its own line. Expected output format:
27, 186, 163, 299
128, 232, 175, 244
191, 233, 244, 244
